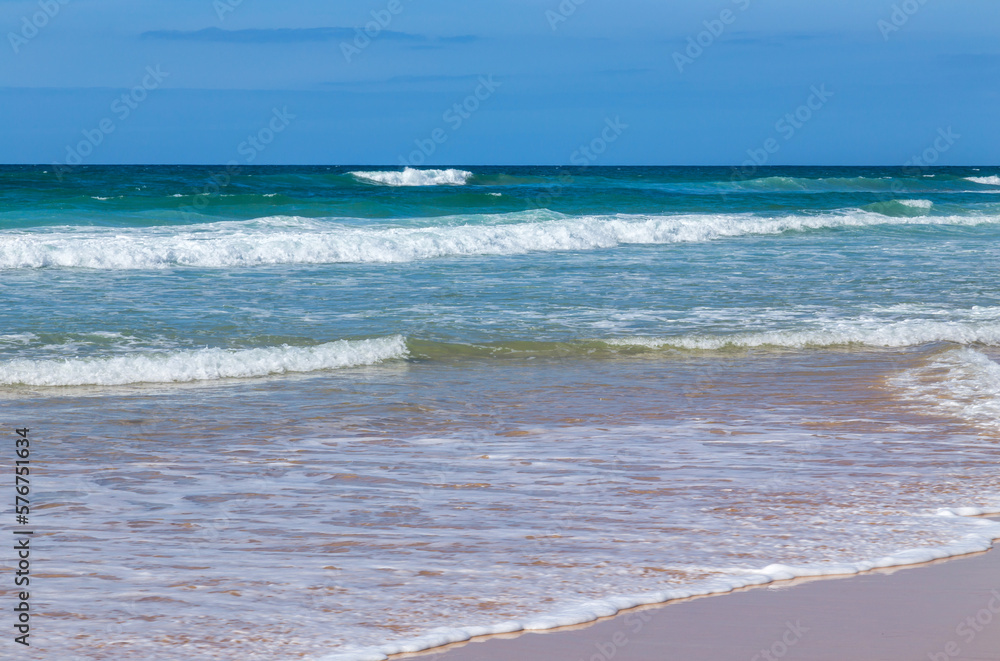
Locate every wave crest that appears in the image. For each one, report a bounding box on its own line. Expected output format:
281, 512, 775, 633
966, 176, 1000, 186
734, 176, 898, 192
863, 199, 934, 217
894, 348, 1000, 428
604, 318, 1000, 351
0, 336, 408, 386
3, 210, 998, 270
350, 168, 473, 186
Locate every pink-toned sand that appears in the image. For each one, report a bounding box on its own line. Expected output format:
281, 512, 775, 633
410, 535, 1000, 661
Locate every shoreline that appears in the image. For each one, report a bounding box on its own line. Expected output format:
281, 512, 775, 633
393, 517, 1000, 661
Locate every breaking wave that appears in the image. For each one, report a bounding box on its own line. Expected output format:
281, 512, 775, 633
966, 176, 1000, 186
3, 210, 999, 270
894, 347, 1000, 429
0, 336, 408, 386
602, 316, 1000, 351
350, 168, 473, 186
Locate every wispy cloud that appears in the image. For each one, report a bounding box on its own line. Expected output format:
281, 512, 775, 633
437, 35, 479, 44
385, 73, 493, 83
721, 31, 847, 46
318, 73, 492, 90
939, 53, 1000, 68
140, 27, 476, 45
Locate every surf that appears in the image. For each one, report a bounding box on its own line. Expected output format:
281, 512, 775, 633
0, 336, 407, 386
350, 168, 474, 186
3, 209, 999, 270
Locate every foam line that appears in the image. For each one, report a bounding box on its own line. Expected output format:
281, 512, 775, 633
0, 336, 407, 386
320, 515, 1000, 661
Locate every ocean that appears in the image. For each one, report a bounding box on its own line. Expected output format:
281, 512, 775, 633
2, 165, 1000, 660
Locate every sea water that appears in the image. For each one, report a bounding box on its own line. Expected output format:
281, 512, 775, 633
2, 165, 1000, 660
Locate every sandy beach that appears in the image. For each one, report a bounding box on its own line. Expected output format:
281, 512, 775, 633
414, 523, 1000, 661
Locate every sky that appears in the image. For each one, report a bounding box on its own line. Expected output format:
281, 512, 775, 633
0, 0, 997, 165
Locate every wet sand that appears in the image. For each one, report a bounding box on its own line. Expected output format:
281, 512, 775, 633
409, 525, 1000, 661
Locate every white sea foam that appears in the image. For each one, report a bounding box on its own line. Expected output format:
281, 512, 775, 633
938, 506, 1000, 517
350, 168, 473, 186
900, 199, 933, 209
322, 515, 1000, 661
966, 176, 1000, 186
0, 336, 407, 386
3, 210, 999, 270
894, 347, 1000, 428
0, 333, 36, 345
604, 316, 1000, 350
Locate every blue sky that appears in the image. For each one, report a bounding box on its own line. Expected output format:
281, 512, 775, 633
1, 0, 997, 165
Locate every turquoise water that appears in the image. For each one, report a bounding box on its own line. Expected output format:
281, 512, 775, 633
3, 166, 1000, 660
